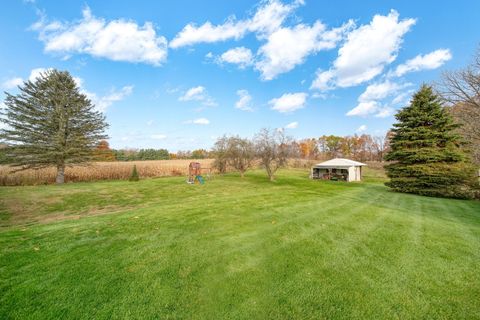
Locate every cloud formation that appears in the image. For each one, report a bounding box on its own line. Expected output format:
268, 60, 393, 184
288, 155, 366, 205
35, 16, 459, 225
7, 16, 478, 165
219, 47, 253, 68
32, 7, 168, 65
312, 10, 415, 90
170, 0, 303, 48
347, 80, 411, 117
235, 89, 253, 111
285, 121, 298, 129
179, 86, 217, 106
356, 124, 367, 132
172, 0, 350, 80
256, 20, 354, 80
88, 85, 134, 112
393, 49, 452, 77
185, 118, 210, 125
269, 92, 307, 113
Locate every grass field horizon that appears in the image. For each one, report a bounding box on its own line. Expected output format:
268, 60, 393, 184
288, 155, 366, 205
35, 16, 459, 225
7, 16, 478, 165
1, 168, 479, 319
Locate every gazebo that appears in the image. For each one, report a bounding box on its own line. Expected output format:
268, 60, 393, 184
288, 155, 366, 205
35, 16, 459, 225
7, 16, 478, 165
311, 158, 366, 182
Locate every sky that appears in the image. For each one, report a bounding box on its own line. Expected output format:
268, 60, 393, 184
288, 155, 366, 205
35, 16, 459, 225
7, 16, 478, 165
1, 0, 479, 151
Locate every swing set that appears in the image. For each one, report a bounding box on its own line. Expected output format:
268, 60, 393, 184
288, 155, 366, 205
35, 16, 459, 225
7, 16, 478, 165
187, 162, 212, 184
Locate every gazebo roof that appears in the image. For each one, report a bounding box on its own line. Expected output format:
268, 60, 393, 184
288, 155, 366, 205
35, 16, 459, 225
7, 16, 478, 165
313, 158, 366, 168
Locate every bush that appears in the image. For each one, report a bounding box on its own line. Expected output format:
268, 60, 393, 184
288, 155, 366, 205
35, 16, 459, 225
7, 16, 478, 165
129, 165, 139, 181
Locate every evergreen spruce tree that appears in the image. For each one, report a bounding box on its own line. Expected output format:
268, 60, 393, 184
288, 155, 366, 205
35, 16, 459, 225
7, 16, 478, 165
385, 85, 477, 199
0, 69, 108, 184
129, 165, 139, 181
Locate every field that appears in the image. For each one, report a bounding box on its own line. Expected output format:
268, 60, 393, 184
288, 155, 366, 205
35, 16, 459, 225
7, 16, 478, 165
0, 159, 214, 186
1, 168, 479, 319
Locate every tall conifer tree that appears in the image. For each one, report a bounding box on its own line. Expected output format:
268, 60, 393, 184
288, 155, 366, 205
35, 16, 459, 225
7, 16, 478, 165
385, 85, 477, 199
0, 69, 108, 184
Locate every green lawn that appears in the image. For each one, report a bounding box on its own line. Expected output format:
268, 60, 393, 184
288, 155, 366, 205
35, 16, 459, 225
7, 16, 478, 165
1, 169, 479, 319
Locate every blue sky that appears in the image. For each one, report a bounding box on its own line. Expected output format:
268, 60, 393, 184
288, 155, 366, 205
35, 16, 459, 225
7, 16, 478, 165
1, 0, 479, 151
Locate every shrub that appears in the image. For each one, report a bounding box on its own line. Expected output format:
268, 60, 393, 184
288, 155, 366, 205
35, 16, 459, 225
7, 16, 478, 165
129, 165, 139, 181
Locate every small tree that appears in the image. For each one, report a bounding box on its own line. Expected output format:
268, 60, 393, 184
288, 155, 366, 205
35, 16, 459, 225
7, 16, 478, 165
254, 128, 291, 181
385, 85, 477, 199
226, 136, 255, 178
0, 69, 108, 184
212, 135, 229, 174
94, 140, 115, 161
129, 165, 139, 181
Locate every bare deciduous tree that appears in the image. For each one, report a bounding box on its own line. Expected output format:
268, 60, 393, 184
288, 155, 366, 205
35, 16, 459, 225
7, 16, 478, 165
211, 135, 229, 174
437, 47, 480, 164
438, 47, 480, 108
254, 128, 292, 181
372, 135, 387, 162
226, 136, 255, 178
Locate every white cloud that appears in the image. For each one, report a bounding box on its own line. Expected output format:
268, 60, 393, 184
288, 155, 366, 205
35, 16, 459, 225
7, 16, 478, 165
393, 49, 452, 77
347, 80, 412, 117
356, 124, 367, 132
32, 7, 168, 65
269, 92, 307, 113
86, 85, 134, 112
358, 80, 404, 102
374, 107, 395, 118
219, 47, 253, 68
185, 118, 210, 125
1, 77, 23, 89
170, 19, 248, 49
179, 86, 206, 101
346, 101, 379, 117
150, 134, 167, 140
311, 69, 335, 91
193, 118, 210, 125
179, 86, 217, 106
235, 89, 253, 111
311, 92, 327, 99
285, 121, 298, 129
311, 10, 415, 90
256, 20, 354, 80
170, 0, 302, 48
247, 0, 304, 38
147, 120, 154, 126
391, 90, 414, 105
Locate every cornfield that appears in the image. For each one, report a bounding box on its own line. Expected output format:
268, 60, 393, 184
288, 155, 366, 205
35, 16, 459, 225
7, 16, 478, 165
0, 158, 362, 186
0, 159, 214, 186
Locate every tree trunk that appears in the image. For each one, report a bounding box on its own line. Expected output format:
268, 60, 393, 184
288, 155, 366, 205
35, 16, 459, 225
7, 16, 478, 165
240, 171, 245, 178
56, 164, 65, 184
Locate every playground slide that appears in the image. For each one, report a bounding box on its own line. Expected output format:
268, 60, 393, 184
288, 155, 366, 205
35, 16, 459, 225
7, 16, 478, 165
196, 175, 205, 184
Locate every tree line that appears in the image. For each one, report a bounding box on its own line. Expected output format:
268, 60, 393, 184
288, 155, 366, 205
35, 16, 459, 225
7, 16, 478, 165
90, 133, 388, 163
92, 141, 212, 161
296, 134, 388, 162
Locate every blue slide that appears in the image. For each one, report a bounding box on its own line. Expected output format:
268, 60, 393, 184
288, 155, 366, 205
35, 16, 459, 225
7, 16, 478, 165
196, 175, 205, 184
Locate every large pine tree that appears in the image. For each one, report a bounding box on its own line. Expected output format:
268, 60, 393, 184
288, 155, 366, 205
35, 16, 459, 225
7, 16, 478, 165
385, 85, 477, 199
0, 69, 108, 184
